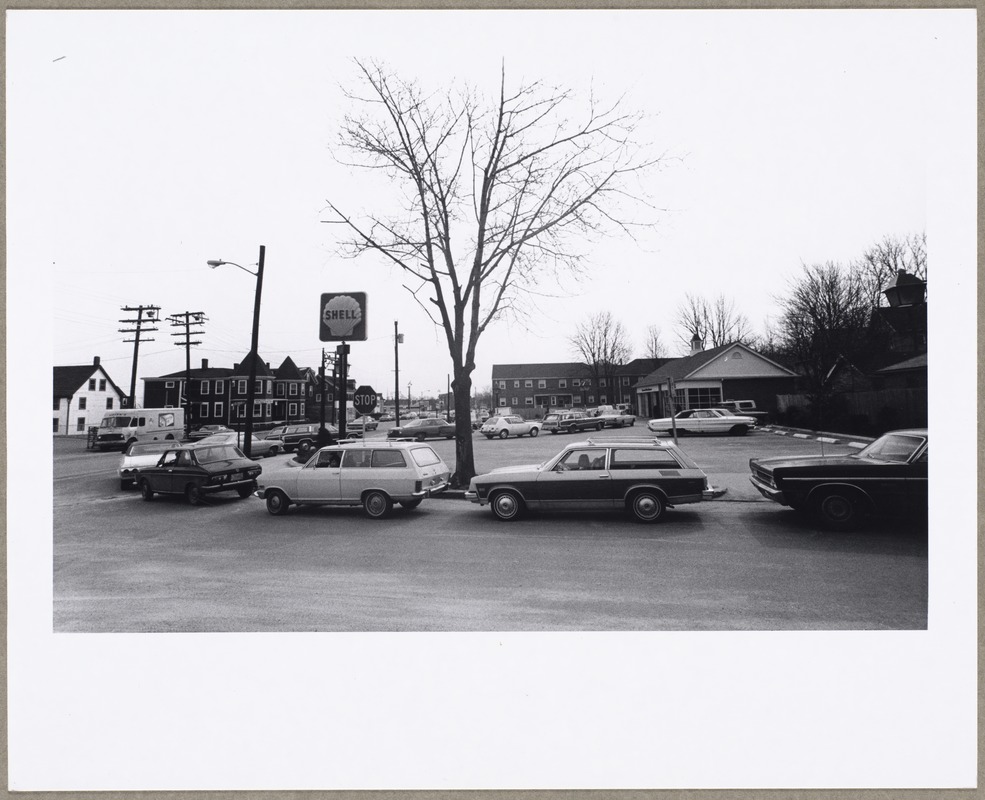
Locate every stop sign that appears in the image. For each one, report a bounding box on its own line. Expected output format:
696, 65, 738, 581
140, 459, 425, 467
352, 385, 378, 415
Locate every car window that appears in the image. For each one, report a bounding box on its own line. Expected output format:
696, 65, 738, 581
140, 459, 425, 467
859, 434, 926, 463
195, 445, 243, 463
160, 451, 180, 467
177, 450, 194, 466
410, 447, 442, 467
558, 448, 607, 471
610, 449, 682, 470
312, 450, 341, 468
372, 450, 407, 468
342, 449, 373, 468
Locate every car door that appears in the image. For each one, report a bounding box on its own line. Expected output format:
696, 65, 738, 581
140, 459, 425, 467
294, 448, 342, 503
338, 448, 374, 500
906, 445, 928, 515
535, 447, 614, 510
154, 450, 182, 493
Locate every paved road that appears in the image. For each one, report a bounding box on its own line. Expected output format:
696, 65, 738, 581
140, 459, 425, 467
51, 428, 927, 632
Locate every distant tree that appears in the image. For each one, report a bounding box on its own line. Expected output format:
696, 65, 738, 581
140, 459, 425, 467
776, 262, 873, 422
643, 324, 666, 359
674, 293, 752, 353
570, 311, 633, 401
324, 61, 660, 485
856, 232, 927, 307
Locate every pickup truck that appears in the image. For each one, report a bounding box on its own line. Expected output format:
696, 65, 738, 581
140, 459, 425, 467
712, 400, 770, 426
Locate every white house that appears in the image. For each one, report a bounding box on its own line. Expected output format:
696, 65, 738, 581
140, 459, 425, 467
53, 356, 127, 436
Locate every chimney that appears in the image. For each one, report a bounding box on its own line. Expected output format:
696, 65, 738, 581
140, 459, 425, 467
93, 356, 100, 366
202, 358, 209, 369
689, 334, 704, 355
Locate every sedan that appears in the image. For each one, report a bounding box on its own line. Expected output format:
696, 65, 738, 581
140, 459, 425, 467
197, 431, 285, 457
117, 440, 181, 489
466, 438, 725, 522
480, 415, 541, 439
387, 417, 456, 441
137, 442, 263, 505
647, 408, 756, 436
749, 428, 928, 530
348, 416, 380, 433
186, 424, 233, 441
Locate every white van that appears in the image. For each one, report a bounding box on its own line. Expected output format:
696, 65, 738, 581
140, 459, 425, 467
95, 408, 185, 450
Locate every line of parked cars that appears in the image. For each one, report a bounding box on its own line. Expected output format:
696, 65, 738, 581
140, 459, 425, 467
115, 412, 928, 532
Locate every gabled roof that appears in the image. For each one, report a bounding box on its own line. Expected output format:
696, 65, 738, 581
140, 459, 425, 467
53, 363, 126, 399
492, 362, 590, 380
875, 353, 928, 374
637, 342, 797, 388
234, 351, 275, 378
615, 357, 672, 377
274, 356, 304, 380
149, 366, 235, 381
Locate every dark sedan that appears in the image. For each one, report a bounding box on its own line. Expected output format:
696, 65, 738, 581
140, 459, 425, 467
137, 443, 263, 505
387, 417, 456, 441
749, 428, 928, 530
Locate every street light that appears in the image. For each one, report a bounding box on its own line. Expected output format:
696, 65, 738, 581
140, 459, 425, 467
207, 245, 265, 457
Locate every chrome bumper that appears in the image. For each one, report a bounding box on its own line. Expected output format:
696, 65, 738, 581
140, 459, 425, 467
749, 475, 787, 505
702, 485, 727, 500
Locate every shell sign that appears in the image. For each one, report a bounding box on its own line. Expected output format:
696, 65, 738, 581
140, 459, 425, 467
319, 293, 367, 341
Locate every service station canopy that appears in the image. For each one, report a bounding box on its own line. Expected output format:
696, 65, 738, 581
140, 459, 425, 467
320, 293, 367, 342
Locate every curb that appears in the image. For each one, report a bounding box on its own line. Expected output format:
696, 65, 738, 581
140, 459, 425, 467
766, 425, 875, 449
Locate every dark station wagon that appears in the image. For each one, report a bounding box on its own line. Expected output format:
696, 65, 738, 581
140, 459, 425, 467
541, 411, 604, 435
466, 437, 725, 522
749, 428, 928, 530
136, 442, 263, 505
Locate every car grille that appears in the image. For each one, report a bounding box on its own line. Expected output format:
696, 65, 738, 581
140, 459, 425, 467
752, 466, 775, 488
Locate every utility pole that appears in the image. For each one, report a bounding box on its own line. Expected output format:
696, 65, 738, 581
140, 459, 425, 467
168, 311, 207, 438
394, 321, 402, 422
319, 348, 337, 438
337, 343, 350, 438
119, 305, 160, 409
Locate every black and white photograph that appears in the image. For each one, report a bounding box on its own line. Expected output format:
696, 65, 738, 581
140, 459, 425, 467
7, 7, 978, 794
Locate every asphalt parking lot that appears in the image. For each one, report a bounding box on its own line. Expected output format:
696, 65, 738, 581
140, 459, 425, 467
48, 425, 927, 632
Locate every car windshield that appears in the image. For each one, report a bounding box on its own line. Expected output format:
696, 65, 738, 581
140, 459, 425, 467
404, 419, 429, 428
194, 445, 244, 463
857, 433, 925, 463
101, 416, 134, 428
544, 414, 560, 422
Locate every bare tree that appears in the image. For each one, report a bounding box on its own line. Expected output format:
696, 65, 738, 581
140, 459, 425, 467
674, 293, 751, 352
569, 312, 633, 399
856, 232, 927, 306
324, 61, 659, 484
643, 324, 665, 359
776, 262, 873, 421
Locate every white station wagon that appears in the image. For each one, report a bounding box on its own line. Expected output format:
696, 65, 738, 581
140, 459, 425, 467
254, 441, 451, 519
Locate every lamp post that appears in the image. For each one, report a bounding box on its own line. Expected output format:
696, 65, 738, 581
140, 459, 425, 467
207, 245, 265, 457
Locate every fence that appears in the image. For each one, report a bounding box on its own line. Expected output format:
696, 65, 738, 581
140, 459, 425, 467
777, 388, 927, 436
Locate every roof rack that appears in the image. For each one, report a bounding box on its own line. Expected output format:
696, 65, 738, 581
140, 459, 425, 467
583, 436, 675, 446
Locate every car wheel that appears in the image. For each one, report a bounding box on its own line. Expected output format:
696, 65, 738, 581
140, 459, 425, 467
814, 489, 863, 531
628, 490, 665, 523
498, 429, 509, 439
415, 434, 427, 442
236, 483, 255, 499
267, 444, 280, 456
530, 427, 539, 437
596, 422, 604, 431
125, 438, 137, 449
399, 498, 423, 510
490, 489, 524, 522
729, 425, 748, 436
185, 483, 203, 505
550, 430, 558, 434
363, 490, 393, 519
484, 435, 493, 439
139, 479, 154, 501
265, 489, 291, 516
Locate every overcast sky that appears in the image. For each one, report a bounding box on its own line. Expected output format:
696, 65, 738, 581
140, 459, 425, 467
10, 8, 942, 405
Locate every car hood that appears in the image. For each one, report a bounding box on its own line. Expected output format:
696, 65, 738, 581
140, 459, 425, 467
751, 453, 862, 471
200, 458, 260, 473
484, 463, 542, 477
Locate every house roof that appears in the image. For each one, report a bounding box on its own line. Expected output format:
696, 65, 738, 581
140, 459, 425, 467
637, 342, 797, 388
492, 362, 591, 380
148, 367, 235, 381
53, 363, 126, 399
875, 353, 928, 374
615, 357, 671, 376
274, 356, 304, 380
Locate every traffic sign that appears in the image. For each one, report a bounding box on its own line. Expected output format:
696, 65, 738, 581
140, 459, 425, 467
353, 385, 378, 415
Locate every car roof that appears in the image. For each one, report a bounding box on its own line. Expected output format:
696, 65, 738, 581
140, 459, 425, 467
883, 428, 928, 437
572, 437, 680, 449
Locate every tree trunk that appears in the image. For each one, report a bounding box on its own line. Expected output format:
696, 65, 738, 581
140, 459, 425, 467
451, 370, 476, 488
